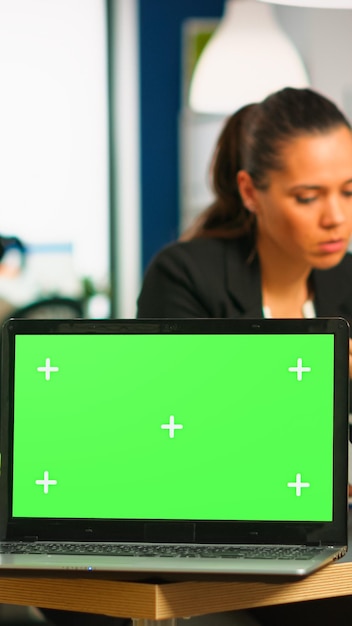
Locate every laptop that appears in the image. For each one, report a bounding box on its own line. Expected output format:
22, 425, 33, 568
0, 316, 349, 576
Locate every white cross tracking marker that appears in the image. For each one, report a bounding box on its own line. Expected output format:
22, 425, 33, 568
288, 358, 311, 381
37, 358, 59, 381
288, 473, 310, 496
35, 471, 57, 494
161, 415, 183, 439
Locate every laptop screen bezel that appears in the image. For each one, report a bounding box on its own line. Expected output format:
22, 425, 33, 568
0, 317, 349, 547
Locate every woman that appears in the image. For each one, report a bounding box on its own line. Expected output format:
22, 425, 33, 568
137, 87, 352, 345
137, 87, 352, 625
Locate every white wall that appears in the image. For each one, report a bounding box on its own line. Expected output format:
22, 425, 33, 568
0, 0, 109, 311
274, 4, 352, 116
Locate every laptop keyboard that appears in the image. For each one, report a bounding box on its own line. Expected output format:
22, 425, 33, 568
0, 542, 324, 560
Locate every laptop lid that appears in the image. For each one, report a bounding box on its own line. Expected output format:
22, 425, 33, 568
0, 317, 349, 566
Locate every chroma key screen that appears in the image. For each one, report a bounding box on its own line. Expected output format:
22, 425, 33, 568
12, 333, 334, 521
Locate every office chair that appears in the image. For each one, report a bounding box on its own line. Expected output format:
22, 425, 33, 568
9, 296, 84, 319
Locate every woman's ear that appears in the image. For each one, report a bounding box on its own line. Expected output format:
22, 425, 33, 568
237, 170, 258, 213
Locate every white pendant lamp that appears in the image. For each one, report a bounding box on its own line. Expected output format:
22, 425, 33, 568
258, 1, 352, 7
189, 0, 309, 115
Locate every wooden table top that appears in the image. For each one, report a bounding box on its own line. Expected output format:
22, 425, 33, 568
0, 556, 350, 621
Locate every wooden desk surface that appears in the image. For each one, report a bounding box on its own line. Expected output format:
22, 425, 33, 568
0, 559, 350, 621
0, 514, 352, 621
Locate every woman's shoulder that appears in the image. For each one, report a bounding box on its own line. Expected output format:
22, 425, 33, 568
314, 250, 352, 278
313, 251, 352, 314
327, 250, 352, 279
138, 236, 255, 318
339, 250, 352, 270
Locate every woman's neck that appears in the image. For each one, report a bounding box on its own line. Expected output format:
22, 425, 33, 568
257, 241, 312, 319
262, 284, 311, 318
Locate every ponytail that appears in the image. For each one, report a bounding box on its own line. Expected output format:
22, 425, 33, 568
181, 104, 256, 241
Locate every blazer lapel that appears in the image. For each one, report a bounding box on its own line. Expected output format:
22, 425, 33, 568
223, 240, 352, 324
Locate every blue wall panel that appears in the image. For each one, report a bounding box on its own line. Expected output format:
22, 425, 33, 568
139, 0, 224, 270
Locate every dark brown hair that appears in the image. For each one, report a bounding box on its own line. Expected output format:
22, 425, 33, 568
182, 87, 351, 241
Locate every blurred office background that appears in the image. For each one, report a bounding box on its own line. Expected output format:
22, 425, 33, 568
0, 0, 352, 322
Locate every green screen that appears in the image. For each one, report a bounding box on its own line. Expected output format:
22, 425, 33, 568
12, 333, 334, 521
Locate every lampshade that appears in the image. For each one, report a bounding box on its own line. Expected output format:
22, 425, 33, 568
258, 1, 352, 7
189, 0, 309, 115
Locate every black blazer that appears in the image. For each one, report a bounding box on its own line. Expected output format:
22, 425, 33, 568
137, 236, 352, 328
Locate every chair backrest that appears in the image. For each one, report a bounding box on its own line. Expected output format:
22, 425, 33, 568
9, 296, 84, 319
